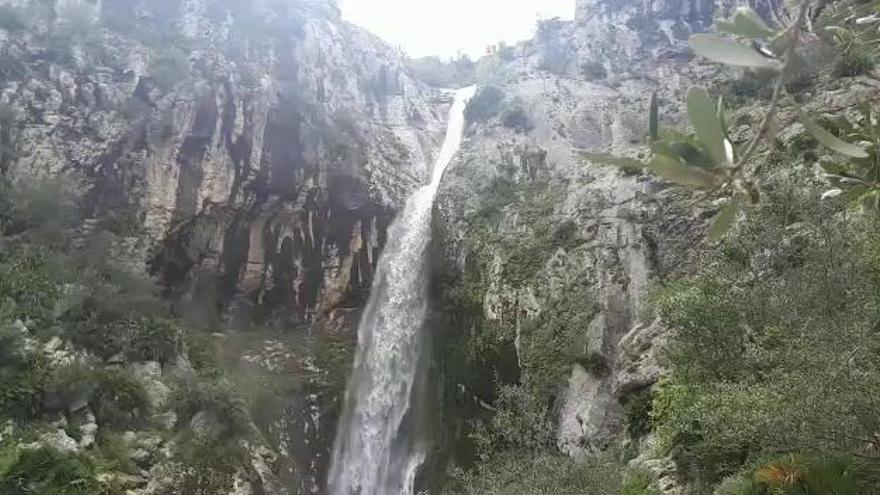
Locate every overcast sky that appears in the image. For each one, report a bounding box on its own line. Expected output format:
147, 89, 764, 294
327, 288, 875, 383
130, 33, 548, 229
340, 0, 576, 59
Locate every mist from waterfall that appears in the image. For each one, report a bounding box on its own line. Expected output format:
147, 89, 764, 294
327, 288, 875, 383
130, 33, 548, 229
327, 86, 477, 495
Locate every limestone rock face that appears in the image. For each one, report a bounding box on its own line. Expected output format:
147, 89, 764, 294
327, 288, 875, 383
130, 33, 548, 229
1, 0, 448, 326
434, 0, 719, 465
0, 2, 450, 492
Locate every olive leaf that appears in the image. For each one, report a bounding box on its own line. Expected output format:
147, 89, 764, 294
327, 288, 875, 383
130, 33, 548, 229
797, 109, 869, 158
687, 87, 729, 166
708, 197, 741, 240
821, 188, 844, 200
669, 142, 715, 168
648, 155, 721, 188
689, 34, 781, 69
716, 7, 776, 38
819, 161, 844, 175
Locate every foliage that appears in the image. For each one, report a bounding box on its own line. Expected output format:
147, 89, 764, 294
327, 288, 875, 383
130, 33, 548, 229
518, 287, 592, 400
0, 325, 50, 420
169, 377, 253, 493
622, 388, 654, 440
44, 365, 150, 430
170, 378, 252, 440
405, 55, 477, 88
90, 369, 151, 429
650, 175, 880, 485
499, 99, 533, 133
471, 385, 555, 453
439, 452, 624, 495
584, 2, 880, 239
0, 446, 107, 495
2, 177, 80, 246
127, 317, 184, 364
832, 50, 875, 77
149, 47, 192, 92
0, 254, 58, 324
812, 103, 880, 211
465, 86, 505, 125
620, 469, 663, 495
581, 60, 608, 80
716, 455, 880, 494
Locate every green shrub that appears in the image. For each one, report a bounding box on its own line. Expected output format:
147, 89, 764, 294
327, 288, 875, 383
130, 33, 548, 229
0, 446, 103, 495
0, 254, 58, 324
68, 316, 181, 363
440, 452, 624, 495
465, 86, 505, 124
405, 55, 477, 87
832, 51, 875, 78
651, 176, 880, 485
575, 351, 609, 377
149, 47, 192, 91
620, 469, 662, 495
472, 385, 555, 453
2, 177, 80, 246
581, 60, 608, 80
93, 430, 138, 475
622, 388, 654, 440
500, 100, 533, 133
0, 326, 50, 419
170, 378, 251, 439
128, 317, 183, 364
715, 455, 880, 495
91, 369, 151, 429
45, 366, 150, 430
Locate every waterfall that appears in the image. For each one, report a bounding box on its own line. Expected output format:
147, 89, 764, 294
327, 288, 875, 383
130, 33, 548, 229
328, 85, 477, 495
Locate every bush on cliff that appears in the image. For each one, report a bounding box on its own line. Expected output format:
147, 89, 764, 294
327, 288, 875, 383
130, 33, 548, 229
651, 175, 880, 485
465, 86, 505, 125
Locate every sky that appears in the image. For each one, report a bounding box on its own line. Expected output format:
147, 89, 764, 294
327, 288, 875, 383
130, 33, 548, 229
340, 0, 576, 59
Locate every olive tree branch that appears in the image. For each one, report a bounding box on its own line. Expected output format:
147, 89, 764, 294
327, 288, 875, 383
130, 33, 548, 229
733, 1, 812, 174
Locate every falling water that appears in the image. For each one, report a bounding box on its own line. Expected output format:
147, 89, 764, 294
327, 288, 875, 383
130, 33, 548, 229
328, 86, 477, 495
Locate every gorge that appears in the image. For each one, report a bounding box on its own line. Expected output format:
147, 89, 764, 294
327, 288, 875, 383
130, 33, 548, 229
1, 0, 880, 494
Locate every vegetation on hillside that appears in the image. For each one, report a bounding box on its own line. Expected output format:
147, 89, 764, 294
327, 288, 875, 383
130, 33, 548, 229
575, 1, 880, 493
0, 176, 266, 492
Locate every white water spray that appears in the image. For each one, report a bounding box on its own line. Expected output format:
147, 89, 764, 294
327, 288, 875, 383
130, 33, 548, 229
328, 86, 477, 495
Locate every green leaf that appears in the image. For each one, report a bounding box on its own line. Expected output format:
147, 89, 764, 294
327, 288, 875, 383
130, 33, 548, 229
669, 142, 715, 168
845, 184, 870, 201
717, 7, 776, 38
649, 92, 659, 141
579, 151, 644, 170
689, 34, 781, 69
860, 191, 880, 214
647, 155, 720, 189
819, 161, 844, 175
708, 198, 740, 240
687, 87, 729, 166
797, 109, 869, 158
821, 188, 844, 200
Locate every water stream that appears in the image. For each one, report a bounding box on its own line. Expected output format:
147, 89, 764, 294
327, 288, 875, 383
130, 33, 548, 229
327, 86, 477, 495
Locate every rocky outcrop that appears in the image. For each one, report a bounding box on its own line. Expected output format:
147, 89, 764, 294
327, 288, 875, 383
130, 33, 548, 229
433, 0, 722, 469
0, 0, 448, 326
0, 1, 451, 493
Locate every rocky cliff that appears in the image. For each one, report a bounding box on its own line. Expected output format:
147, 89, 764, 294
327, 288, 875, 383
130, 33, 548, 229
1, 0, 449, 324
0, 0, 450, 493
430, 0, 729, 486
